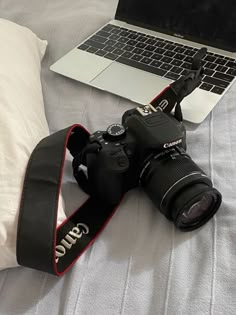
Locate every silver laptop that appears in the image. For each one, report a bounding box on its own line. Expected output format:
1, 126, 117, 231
50, 0, 236, 123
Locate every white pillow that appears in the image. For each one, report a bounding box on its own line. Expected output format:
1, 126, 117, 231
0, 19, 66, 270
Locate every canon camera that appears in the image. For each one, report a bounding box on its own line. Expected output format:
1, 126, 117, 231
73, 103, 221, 232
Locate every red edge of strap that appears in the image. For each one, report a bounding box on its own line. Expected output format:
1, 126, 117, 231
150, 86, 171, 105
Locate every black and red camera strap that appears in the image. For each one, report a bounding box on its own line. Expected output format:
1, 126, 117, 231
17, 124, 124, 275
17, 50, 206, 275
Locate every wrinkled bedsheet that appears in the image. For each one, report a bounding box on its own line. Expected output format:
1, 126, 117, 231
0, 1, 236, 314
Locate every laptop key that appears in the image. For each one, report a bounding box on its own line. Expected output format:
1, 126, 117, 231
155, 41, 166, 48
225, 61, 236, 69
128, 30, 137, 35
104, 45, 115, 53
171, 59, 183, 66
205, 55, 216, 62
101, 25, 118, 33
160, 63, 172, 71
211, 86, 225, 95
114, 42, 125, 49
205, 62, 217, 70
120, 31, 129, 37
109, 34, 120, 41
123, 45, 134, 52
87, 47, 98, 53
175, 53, 185, 60
215, 65, 227, 73
174, 46, 186, 54
199, 83, 213, 91
119, 37, 130, 44
128, 33, 139, 40
142, 50, 153, 57
146, 45, 156, 51
137, 36, 147, 42
224, 56, 235, 62
104, 53, 118, 60
185, 50, 195, 56
141, 57, 152, 64
171, 66, 182, 74
136, 42, 147, 49
165, 44, 176, 51
150, 60, 162, 68
203, 68, 215, 76
213, 71, 234, 82
113, 48, 124, 56
184, 56, 193, 63
105, 39, 116, 46
161, 56, 173, 63
90, 35, 107, 43
133, 47, 144, 55
203, 76, 230, 89
131, 54, 143, 62
97, 30, 110, 38
110, 28, 121, 35
165, 72, 180, 80
165, 50, 176, 57
83, 40, 106, 50
152, 53, 163, 60
127, 39, 138, 46
227, 68, 236, 76
78, 44, 89, 50
215, 58, 227, 65
95, 50, 107, 57
146, 38, 156, 45
155, 47, 165, 54
116, 56, 167, 77
122, 51, 133, 58
181, 69, 190, 76
182, 62, 191, 69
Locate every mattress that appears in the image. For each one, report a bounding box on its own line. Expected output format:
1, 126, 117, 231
0, 0, 236, 314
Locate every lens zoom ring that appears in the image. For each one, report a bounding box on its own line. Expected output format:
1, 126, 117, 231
141, 153, 209, 211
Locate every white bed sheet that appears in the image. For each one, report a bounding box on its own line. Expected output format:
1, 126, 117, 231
0, 1, 236, 314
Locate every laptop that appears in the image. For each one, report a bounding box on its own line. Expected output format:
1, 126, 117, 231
50, 0, 236, 123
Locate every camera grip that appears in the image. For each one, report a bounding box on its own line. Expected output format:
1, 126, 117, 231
86, 150, 129, 205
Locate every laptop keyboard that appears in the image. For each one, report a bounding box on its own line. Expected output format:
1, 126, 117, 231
78, 24, 236, 95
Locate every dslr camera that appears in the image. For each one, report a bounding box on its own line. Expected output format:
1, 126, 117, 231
74, 103, 221, 231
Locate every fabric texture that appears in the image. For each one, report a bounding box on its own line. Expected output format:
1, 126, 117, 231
0, 1, 236, 315
0, 18, 66, 270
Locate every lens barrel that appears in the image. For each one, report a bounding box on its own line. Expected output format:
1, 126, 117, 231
140, 148, 222, 231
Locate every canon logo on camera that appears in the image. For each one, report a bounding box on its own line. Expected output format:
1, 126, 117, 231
163, 139, 182, 149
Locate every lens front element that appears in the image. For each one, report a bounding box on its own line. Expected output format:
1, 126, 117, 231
180, 195, 213, 223
140, 148, 222, 231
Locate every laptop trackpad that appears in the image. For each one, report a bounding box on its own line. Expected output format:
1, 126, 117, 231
91, 62, 169, 104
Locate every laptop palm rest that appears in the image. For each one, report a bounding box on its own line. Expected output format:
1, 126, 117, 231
91, 62, 169, 104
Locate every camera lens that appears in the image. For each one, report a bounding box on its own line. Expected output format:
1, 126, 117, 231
140, 148, 222, 231
180, 196, 212, 223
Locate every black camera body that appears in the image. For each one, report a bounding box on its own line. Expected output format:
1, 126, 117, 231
75, 102, 221, 231
86, 105, 186, 205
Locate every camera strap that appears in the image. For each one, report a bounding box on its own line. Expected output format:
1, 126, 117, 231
16, 124, 122, 275
151, 47, 206, 121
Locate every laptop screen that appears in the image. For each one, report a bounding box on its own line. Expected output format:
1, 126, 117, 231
115, 0, 236, 52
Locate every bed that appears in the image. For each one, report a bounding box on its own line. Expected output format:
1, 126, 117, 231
0, 0, 236, 314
